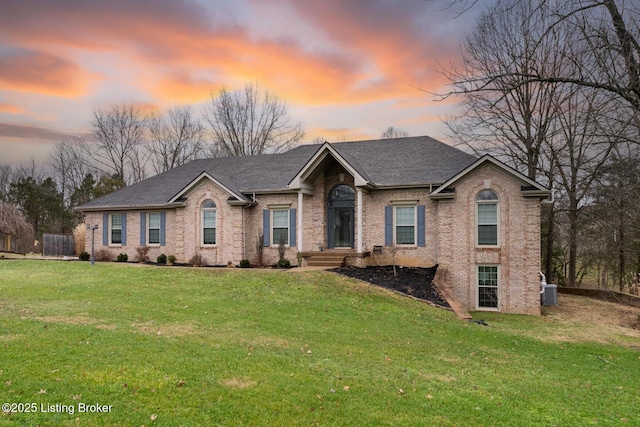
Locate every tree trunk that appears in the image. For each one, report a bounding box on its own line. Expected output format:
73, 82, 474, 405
544, 206, 555, 283
619, 226, 625, 291
567, 200, 578, 287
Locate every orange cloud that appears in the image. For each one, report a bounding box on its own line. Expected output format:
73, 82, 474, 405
152, 73, 225, 104
307, 127, 373, 143
0, 103, 25, 114
0, 0, 458, 107
0, 50, 94, 98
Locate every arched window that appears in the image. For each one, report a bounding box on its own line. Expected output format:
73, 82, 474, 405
202, 200, 216, 245
476, 190, 498, 246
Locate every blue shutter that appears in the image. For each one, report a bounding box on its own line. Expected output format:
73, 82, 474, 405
289, 208, 296, 246
102, 213, 108, 246
417, 205, 426, 247
140, 212, 146, 246
121, 213, 127, 246
262, 210, 270, 246
384, 206, 393, 246
160, 211, 166, 246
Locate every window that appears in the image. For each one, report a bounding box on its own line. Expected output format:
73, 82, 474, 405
202, 200, 216, 245
395, 206, 416, 246
110, 214, 122, 245
262, 208, 296, 247
385, 204, 425, 247
478, 265, 499, 309
147, 212, 161, 245
272, 209, 289, 246
477, 189, 498, 246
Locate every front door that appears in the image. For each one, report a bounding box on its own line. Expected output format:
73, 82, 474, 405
327, 184, 355, 249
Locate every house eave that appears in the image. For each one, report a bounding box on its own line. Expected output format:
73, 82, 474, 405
373, 182, 442, 191
227, 199, 258, 207
240, 188, 299, 196
521, 189, 552, 198
75, 202, 186, 213
429, 192, 455, 200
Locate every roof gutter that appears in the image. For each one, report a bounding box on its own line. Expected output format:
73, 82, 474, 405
74, 202, 187, 213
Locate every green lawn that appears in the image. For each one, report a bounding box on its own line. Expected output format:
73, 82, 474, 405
0, 260, 638, 426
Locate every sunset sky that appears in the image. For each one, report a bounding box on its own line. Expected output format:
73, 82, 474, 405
0, 0, 480, 166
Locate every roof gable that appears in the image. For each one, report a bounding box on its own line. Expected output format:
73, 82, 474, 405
430, 155, 550, 199
288, 142, 371, 191
168, 171, 248, 203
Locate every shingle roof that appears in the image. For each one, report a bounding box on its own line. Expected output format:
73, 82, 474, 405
77, 136, 477, 210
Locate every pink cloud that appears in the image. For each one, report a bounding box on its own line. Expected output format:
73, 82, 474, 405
0, 103, 25, 114
0, 50, 94, 97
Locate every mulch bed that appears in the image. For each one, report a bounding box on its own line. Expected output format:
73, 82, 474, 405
331, 265, 450, 309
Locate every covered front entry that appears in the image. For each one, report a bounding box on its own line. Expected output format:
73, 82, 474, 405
327, 184, 355, 248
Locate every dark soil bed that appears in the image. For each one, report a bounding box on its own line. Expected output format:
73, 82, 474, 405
332, 265, 450, 309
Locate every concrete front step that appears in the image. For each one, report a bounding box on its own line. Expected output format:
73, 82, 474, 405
302, 251, 356, 267
307, 259, 344, 267
300, 250, 370, 267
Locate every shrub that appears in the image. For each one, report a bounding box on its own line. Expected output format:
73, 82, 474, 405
94, 248, 112, 262
239, 259, 251, 268
73, 223, 86, 256
278, 234, 286, 261
277, 258, 291, 269
157, 253, 167, 264
79, 251, 90, 261
135, 246, 150, 263
167, 255, 176, 265
116, 253, 128, 262
188, 253, 207, 267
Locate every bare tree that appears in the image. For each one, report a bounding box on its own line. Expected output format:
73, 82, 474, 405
546, 86, 621, 286
204, 82, 305, 156
49, 136, 94, 206
438, 0, 640, 117
146, 105, 207, 174
381, 126, 409, 139
443, 0, 567, 180
89, 104, 147, 184
311, 136, 327, 144
0, 163, 14, 202
588, 149, 640, 290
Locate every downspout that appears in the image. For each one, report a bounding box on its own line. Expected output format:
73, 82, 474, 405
242, 206, 246, 261
540, 271, 547, 294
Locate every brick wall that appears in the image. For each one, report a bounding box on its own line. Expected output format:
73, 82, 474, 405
83, 210, 176, 262
435, 163, 542, 315
245, 193, 299, 266
179, 180, 244, 266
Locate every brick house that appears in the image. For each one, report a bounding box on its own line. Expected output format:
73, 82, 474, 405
77, 136, 549, 314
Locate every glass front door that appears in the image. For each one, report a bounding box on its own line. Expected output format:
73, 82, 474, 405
329, 207, 354, 248
327, 184, 355, 249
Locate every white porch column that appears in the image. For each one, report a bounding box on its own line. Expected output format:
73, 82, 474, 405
297, 191, 304, 251
356, 187, 363, 253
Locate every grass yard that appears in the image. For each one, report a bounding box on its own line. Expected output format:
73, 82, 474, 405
0, 260, 639, 426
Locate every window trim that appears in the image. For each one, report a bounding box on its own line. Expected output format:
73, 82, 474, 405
146, 212, 161, 246
477, 265, 499, 311
201, 200, 217, 246
476, 190, 499, 247
393, 204, 417, 247
109, 213, 123, 246
271, 208, 290, 247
